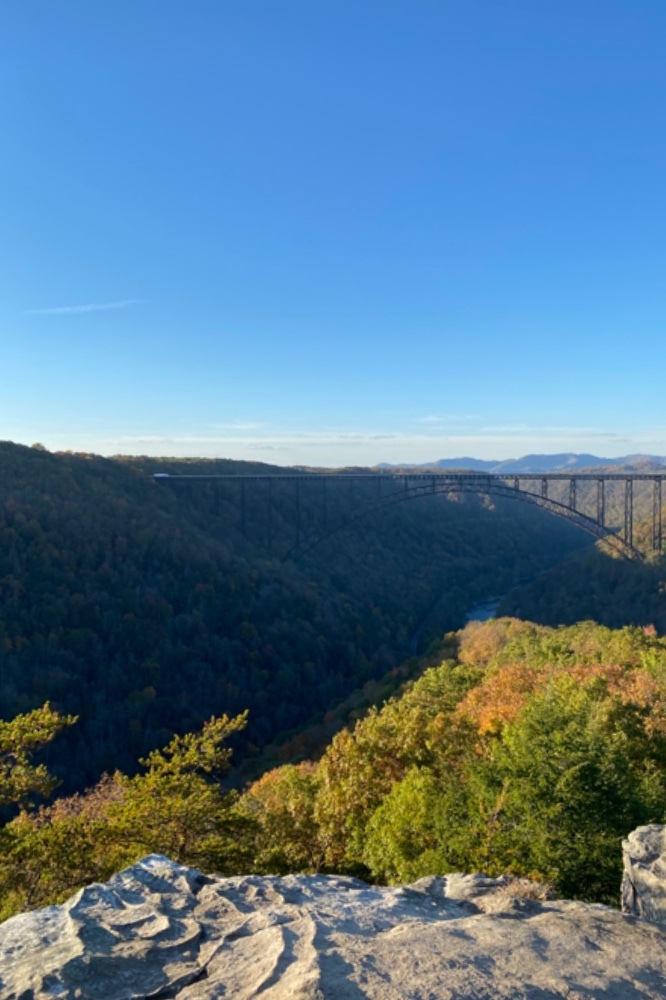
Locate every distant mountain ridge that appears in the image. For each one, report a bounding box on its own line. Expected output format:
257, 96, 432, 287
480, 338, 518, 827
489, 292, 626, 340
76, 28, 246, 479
377, 453, 666, 474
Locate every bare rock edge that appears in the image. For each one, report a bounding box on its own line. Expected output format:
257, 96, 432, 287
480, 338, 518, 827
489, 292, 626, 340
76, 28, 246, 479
3, 826, 666, 999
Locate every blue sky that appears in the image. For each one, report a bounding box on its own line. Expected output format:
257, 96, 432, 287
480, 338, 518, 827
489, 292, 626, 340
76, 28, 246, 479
3, 1, 666, 465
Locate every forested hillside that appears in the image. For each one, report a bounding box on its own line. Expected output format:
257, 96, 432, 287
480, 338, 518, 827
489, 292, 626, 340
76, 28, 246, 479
0, 441, 589, 791
243, 618, 666, 905
500, 501, 666, 630
3, 618, 666, 917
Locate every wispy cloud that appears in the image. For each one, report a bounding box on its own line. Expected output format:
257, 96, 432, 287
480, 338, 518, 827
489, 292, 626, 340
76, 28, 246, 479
26, 299, 140, 316
416, 414, 480, 424
209, 422, 263, 432
478, 424, 620, 439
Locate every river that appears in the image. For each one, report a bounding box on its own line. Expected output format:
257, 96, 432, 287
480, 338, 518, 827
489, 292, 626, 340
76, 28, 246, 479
464, 597, 502, 623
410, 594, 503, 655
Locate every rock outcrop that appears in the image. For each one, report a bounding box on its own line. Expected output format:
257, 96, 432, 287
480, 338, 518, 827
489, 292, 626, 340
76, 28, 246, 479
622, 824, 666, 926
3, 854, 666, 999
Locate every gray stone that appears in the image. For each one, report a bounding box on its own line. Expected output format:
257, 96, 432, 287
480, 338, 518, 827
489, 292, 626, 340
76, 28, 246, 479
622, 824, 666, 925
2, 853, 666, 998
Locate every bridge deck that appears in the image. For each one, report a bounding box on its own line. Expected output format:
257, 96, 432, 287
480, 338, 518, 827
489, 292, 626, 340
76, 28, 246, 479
153, 471, 666, 482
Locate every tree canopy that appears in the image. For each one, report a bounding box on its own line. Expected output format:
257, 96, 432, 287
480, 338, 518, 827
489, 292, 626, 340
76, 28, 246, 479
245, 619, 666, 904
3, 614, 666, 916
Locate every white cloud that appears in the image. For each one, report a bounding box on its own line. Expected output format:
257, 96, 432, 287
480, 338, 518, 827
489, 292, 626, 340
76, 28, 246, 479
19, 423, 666, 468
26, 299, 140, 316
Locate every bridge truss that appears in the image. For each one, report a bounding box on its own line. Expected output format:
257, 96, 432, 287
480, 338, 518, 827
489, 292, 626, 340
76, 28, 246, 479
153, 471, 666, 561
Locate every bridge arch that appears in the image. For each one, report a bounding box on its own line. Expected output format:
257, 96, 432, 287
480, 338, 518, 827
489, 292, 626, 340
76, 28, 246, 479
290, 479, 639, 561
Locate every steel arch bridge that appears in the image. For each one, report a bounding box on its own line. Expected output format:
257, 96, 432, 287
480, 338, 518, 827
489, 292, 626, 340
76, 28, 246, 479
153, 471, 666, 562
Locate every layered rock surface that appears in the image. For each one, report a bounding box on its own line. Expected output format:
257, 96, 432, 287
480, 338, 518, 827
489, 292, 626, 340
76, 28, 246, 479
3, 854, 666, 999
622, 824, 666, 926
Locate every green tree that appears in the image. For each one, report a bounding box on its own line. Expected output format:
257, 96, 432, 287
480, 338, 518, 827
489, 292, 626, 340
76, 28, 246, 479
242, 762, 323, 873
0, 704, 76, 808
466, 675, 666, 901
363, 766, 475, 883
105, 712, 255, 873
0, 713, 255, 919
314, 659, 480, 868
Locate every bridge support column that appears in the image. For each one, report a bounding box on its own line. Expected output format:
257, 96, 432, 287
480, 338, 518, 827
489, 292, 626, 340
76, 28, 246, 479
569, 478, 577, 511
625, 479, 633, 549
654, 479, 663, 553
597, 479, 605, 527
541, 478, 548, 499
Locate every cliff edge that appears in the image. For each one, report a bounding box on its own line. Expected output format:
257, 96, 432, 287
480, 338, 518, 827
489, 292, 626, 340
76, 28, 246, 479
3, 831, 666, 999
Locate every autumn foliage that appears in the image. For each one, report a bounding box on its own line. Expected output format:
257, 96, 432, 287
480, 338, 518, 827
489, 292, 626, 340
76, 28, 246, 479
3, 617, 666, 917
245, 618, 666, 903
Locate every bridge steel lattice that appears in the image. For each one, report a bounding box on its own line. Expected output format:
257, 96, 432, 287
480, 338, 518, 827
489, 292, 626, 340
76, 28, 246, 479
153, 471, 666, 562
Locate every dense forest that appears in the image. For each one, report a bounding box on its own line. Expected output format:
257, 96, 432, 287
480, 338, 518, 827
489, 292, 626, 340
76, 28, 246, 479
3, 618, 666, 918
0, 441, 588, 791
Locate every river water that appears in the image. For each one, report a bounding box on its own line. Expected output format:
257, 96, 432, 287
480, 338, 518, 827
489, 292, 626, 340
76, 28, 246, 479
465, 597, 502, 623
412, 570, 547, 654
411, 595, 503, 655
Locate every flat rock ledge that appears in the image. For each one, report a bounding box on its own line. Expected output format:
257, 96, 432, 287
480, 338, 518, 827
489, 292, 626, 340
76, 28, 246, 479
3, 855, 666, 999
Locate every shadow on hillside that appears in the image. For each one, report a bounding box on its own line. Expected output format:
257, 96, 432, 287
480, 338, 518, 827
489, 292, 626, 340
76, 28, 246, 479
499, 544, 666, 633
